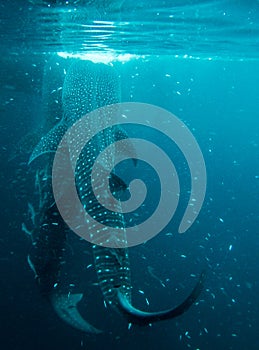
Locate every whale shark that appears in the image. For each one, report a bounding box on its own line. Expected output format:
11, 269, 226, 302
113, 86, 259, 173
25, 162, 102, 333
26, 57, 205, 332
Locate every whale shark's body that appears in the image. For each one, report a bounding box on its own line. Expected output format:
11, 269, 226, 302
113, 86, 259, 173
26, 56, 205, 333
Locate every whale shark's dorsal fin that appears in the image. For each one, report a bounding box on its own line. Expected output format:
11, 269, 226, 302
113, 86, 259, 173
50, 292, 102, 334
29, 120, 67, 165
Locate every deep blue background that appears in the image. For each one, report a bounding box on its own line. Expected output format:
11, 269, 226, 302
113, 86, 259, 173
0, 55, 258, 350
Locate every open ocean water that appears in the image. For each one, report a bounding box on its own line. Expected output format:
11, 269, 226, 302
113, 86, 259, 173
0, 1, 258, 349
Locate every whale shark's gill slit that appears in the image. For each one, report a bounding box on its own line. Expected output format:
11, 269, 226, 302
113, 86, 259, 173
116, 271, 206, 325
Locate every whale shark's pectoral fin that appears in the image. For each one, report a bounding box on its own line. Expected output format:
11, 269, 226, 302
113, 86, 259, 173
29, 121, 67, 165
50, 292, 102, 334
116, 271, 206, 325
110, 172, 128, 192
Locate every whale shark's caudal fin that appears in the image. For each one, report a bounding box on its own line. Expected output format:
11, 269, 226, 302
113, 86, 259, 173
50, 292, 102, 334
116, 271, 206, 325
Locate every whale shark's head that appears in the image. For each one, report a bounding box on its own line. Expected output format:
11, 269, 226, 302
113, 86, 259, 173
62, 60, 120, 127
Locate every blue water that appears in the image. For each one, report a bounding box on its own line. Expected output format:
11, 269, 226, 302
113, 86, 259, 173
0, 1, 258, 350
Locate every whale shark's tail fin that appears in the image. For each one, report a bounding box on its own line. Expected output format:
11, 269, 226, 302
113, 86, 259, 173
116, 271, 206, 325
50, 292, 102, 334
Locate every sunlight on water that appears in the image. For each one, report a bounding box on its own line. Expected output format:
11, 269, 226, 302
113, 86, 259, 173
57, 51, 144, 64
1, 0, 258, 60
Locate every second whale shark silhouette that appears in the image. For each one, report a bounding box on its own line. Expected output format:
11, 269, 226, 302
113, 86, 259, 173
26, 57, 205, 333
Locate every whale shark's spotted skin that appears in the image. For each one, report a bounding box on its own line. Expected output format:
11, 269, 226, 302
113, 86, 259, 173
26, 56, 205, 333
62, 60, 132, 306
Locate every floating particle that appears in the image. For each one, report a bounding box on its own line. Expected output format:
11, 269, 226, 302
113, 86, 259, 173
245, 282, 252, 289
219, 217, 224, 223
229, 244, 233, 251
138, 290, 144, 294
165, 232, 173, 236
